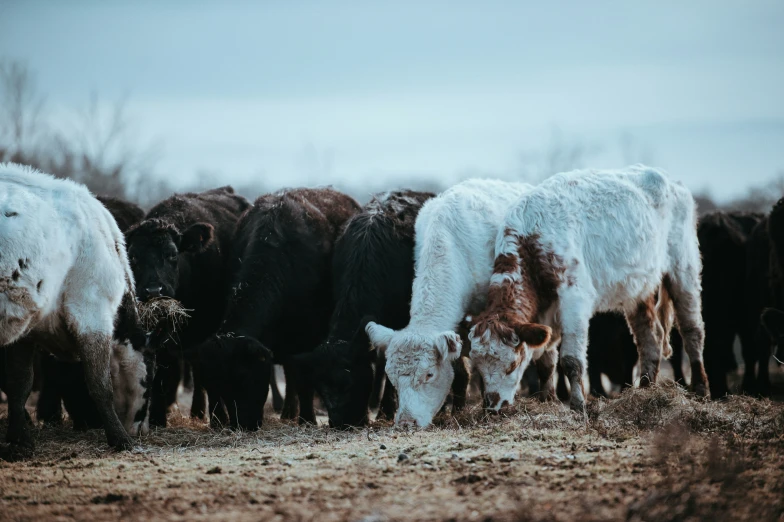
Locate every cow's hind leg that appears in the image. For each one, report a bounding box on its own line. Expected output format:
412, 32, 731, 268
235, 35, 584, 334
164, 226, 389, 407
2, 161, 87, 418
0, 341, 36, 461
280, 363, 299, 420
148, 350, 181, 427
76, 333, 133, 451
190, 363, 207, 420
36, 353, 64, 425
625, 294, 663, 387
664, 274, 709, 397
270, 365, 284, 413
451, 356, 470, 412
535, 348, 558, 401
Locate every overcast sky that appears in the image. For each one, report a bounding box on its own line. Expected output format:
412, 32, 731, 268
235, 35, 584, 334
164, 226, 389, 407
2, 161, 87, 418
1, 1, 783, 200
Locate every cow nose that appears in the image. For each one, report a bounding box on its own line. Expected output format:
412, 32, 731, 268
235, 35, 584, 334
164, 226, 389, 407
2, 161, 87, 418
397, 413, 417, 428
145, 286, 163, 298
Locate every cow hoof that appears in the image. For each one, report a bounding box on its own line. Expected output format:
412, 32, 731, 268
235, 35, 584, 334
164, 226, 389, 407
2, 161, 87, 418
693, 382, 710, 399
0, 443, 34, 462
569, 399, 585, 414
110, 434, 134, 452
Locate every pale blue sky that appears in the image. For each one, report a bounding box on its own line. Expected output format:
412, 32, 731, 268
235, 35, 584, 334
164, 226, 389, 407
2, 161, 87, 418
1, 1, 782, 200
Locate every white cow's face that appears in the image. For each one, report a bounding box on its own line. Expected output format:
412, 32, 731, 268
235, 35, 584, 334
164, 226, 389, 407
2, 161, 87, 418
468, 316, 551, 411
110, 340, 152, 437
366, 322, 461, 428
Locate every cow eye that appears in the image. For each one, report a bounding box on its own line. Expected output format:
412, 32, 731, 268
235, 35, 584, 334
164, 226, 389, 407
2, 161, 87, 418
426, 372, 434, 379
167, 254, 178, 263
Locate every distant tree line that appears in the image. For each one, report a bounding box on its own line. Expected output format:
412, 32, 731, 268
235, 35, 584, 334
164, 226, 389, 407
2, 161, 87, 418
1, 60, 781, 213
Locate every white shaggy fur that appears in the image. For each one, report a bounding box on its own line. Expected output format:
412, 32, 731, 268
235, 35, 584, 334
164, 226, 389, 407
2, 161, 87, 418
469, 165, 706, 411
366, 179, 533, 427
0, 163, 141, 448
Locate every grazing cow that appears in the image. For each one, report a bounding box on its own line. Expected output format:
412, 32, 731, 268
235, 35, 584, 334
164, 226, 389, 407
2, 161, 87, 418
743, 198, 784, 396
467, 166, 707, 413
365, 179, 533, 428
693, 211, 763, 398
0, 163, 141, 458
293, 190, 435, 428
193, 188, 359, 429
125, 186, 250, 426
37, 195, 148, 428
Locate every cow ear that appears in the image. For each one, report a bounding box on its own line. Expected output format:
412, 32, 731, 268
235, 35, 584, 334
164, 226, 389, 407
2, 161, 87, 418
761, 308, 784, 341
365, 321, 395, 354
435, 331, 461, 362
180, 223, 215, 253
513, 323, 552, 351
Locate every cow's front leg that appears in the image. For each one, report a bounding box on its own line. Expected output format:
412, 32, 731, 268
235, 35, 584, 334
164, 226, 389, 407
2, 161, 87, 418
559, 306, 590, 413
76, 332, 133, 451
535, 348, 558, 402
1, 340, 36, 461
450, 356, 470, 412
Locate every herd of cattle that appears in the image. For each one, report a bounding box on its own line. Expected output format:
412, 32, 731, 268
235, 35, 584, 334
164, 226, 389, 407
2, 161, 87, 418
0, 162, 782, 459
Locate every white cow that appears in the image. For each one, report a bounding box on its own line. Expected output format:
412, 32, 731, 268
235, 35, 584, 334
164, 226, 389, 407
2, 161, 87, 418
365, 179, 533, 427
0, 163, 143, 458
468, 165, 708, 412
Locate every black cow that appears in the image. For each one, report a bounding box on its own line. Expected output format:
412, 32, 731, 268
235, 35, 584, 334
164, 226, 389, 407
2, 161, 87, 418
741, 198, 784, 396
192, 188, 360, 430
125, 186, 251, 426
36, 195, 147, 428
96, 196, 145, 233
292, 191, 435, 428
761, 308, 784, 351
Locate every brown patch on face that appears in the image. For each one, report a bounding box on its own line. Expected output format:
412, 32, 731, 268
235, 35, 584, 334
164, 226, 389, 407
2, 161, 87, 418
485, 391, 501, 409
505, 356, 523, 375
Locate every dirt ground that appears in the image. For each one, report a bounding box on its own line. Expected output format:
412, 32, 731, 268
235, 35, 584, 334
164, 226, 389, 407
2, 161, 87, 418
1, 371, 784, 522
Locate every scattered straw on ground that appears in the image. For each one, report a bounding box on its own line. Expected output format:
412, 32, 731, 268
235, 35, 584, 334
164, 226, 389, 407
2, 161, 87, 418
1, 382, 782, 521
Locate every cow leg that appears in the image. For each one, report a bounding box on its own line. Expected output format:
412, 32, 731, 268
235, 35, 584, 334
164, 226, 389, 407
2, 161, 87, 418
535, 348, 558, 402
270, 365, 284, 413
190, 364, 207, 420
451, 356, 470, 412
378, 377, 397, 420
149, 350, 181, 427
208, 391, 229, 429
668, 331, 685, 385
755, 327, 772, 397
0, 341, 36, 461
369, 354, 386, 411
36, 353, 64, 425
555, 370, 569, 401
664, 274, 709, 398
559, 301, 590, 413
280, 363, 299, 421
291, 365, 316, 425
625, 294, 663, 387
75, 333, 133, 451
704, 337, 732, 399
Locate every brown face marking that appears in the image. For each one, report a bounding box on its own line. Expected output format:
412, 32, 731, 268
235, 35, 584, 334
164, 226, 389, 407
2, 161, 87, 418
505, 356, 523, 375
485, 391, 501, 408
12, 270, 20, 281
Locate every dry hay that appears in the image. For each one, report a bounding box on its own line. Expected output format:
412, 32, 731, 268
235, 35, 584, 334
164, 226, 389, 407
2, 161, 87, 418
136, 297, 191, 333
1, 381, 783, 521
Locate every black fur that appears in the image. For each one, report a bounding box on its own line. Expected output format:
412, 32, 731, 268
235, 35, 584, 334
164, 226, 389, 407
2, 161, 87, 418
125, 186, 250, 426
293, 191, 434, 428
192, 188, 360, 430
96, 196, 145, 233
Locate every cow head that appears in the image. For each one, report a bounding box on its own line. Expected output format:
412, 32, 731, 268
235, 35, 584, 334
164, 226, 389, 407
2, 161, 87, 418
125, 219, 214, 302
110, 338, 155, 437
365, 322, 460, 428
467, 314, 551, 411
294, 318, 376, 429
193, 334, 272, 430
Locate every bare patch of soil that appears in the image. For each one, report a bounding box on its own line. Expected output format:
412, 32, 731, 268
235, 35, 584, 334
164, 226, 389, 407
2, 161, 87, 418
1, 381, 783, 521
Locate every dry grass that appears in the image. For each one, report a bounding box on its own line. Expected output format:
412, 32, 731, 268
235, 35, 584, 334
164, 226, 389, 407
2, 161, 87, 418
1, 381, 783, 521
136, 298, 190, 333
